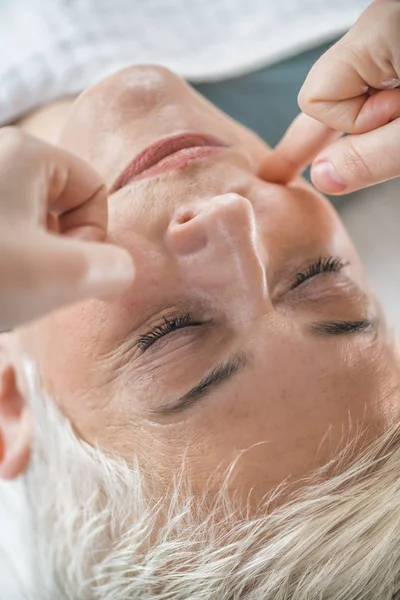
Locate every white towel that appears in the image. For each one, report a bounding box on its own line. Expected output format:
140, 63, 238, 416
0, 0, 371, 125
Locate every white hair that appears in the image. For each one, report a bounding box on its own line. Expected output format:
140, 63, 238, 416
2, 358, 400, 600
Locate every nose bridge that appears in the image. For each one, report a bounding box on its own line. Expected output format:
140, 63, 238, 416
166, 194, 268, 316
207, 193, 257, 250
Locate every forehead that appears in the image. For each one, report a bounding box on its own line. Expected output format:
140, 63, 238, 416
21, 291, 386, 404
18, 297, 397, 502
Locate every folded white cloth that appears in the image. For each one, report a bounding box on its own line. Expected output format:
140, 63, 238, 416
0, 0, 370, 125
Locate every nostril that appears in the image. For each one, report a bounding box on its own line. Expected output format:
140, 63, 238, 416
174, 208, 196, 225
167, 207, 207, 256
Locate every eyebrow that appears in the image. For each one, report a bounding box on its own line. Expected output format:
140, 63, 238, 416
154, 351, 248, 415
309, 318, 378, 337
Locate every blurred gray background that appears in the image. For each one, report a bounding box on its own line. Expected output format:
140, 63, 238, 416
339, 180, 400, 333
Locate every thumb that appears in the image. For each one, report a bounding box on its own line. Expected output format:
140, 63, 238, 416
310, 118, 400, 194
1, 233, 134, 329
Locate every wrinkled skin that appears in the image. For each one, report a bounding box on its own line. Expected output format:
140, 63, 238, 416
13, 65, 400, 505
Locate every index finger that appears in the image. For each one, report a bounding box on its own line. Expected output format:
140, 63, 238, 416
0, 128, 108, 242
260, 113, 342, 184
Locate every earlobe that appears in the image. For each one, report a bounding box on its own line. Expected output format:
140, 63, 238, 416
0, 357, 32, 480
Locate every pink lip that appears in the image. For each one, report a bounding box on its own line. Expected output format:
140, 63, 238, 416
111, 133, 228, 191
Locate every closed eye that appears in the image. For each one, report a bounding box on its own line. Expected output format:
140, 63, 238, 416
137, 257, 346, 351
292, 256, 346, 289
137, 312, 203, 351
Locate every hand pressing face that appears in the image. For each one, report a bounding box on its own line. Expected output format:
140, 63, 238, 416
15, 65, 400, 506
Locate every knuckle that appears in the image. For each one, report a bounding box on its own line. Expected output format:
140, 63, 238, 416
297, 83, 331, 124
341, 138, 374, 182
297, 84, 315, 115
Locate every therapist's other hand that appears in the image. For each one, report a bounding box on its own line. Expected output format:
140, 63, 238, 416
0, 128, 134, 330
297, 0, 400, 194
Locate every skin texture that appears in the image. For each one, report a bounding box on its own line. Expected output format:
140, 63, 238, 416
6, 65, 400, 505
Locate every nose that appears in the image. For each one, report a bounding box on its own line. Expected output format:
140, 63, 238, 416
166, 194, 268, 317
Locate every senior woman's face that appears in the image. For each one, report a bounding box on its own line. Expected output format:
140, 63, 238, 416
20, 66, 399, 503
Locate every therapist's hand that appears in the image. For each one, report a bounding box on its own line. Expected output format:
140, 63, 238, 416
262, 0, 400, 194
298, 0, 400, 194
0, 128, 134, 331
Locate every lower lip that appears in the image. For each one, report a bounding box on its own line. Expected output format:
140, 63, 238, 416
131, 146, 224, 182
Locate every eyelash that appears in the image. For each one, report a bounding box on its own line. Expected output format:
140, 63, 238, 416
138, 255, 346, 350
293, 255, 345, 289
137, 313, 200, 351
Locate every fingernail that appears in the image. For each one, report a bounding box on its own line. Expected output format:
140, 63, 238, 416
311, 161, 347, 193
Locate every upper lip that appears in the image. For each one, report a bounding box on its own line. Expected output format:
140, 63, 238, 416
111, 133, 228, 192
